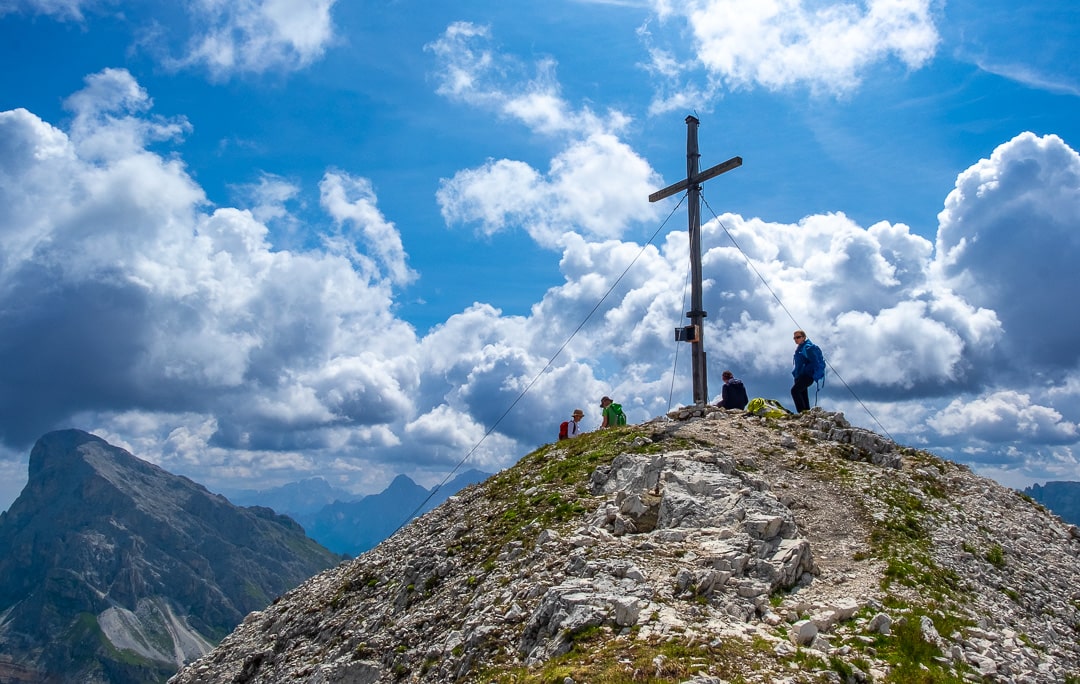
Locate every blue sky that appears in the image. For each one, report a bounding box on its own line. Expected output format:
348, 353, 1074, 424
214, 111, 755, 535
1, 0, 1079, 513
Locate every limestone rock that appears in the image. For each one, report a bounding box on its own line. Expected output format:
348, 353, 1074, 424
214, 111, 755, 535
167, 410, 1080, 684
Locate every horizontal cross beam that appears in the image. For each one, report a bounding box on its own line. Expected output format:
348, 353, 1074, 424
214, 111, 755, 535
648, 156, 743, 203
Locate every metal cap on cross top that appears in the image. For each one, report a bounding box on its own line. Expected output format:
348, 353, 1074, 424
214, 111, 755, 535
649, 115, 742, 407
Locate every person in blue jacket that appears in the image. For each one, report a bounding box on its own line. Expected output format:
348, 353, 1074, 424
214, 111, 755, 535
790, 330, 821, 413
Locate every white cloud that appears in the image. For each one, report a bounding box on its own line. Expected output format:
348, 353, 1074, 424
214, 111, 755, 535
646, 0, 939, 101
971, 57, 1080, 98
63, 68, 192, 163
428, 24, 663, 247
426, 21, 632, 137
0, 0, 92, 20
4, 54, 1080, 513
467, 129, 1080, 482
319, 172, 417, 286
934, 132, 1080, 372
177, 0, 337, 77
402, 404, 519, 471
675, 212, 1002, 396
0, 70, 418, 457
236, 173, 301, 225
437, 133, 662, 248
929, 391, 1079, 445
1, 0, 337, 78
832, 303, 968, 387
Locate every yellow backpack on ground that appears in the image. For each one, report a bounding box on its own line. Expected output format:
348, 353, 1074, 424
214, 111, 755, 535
745, 397, 790, 419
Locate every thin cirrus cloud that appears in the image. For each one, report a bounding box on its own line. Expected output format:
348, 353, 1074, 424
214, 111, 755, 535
176, 0, 338, 77
1, 0, 338, 78
0, 0, 90, 20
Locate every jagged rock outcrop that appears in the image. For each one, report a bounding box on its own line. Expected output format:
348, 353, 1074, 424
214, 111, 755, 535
0, 429, 341, 684
169, 409, 1080, 683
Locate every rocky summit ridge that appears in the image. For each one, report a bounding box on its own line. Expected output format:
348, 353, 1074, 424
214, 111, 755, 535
170, 408, 1080, 683
0, 429, 341, 684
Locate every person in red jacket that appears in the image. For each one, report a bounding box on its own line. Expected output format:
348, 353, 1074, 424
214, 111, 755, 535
567, 409, 584, 437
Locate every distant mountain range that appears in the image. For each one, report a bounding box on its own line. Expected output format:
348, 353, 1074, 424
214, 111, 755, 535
0, 429, 341, 684
219, 469, 492, 557
219, 476, 357, 518
297, 470, 491, 556
1023, 480, 1080, 526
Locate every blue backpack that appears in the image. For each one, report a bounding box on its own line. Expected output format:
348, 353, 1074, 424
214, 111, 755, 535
804, 341, 826, 383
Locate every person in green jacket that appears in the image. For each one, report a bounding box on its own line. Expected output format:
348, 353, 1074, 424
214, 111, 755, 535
600, 396, 626, 428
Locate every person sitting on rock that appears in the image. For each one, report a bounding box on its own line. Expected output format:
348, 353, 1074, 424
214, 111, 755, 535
715, 370, 749, 410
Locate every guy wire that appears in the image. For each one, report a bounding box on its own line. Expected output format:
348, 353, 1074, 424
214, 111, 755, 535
668, 254, 693, 412
389, 195, 690, 538
700, 194, 895, 442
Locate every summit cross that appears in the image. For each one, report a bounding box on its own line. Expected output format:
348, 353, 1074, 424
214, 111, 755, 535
649, 115, 742, 407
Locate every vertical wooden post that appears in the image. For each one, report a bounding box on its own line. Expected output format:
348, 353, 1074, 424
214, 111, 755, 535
684, 116, 708, 406
649, 117, 742, 407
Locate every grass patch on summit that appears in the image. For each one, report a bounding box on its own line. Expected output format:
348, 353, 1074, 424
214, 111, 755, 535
466, 427, 656, 568
473, 628, 774, 683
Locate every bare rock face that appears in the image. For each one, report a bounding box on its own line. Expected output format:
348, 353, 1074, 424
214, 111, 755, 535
169, 409, 1080, 683
0, 429, 341, 684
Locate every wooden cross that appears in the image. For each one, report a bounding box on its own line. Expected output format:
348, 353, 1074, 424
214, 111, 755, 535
649, 116, 742, 407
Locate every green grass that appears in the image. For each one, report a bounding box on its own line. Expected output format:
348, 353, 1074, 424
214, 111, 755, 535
460, 427, 666, 570
473, 629, 773, 684
831, 601, 974, 684
855, 464, 968, 604
984, 543, 1006, 568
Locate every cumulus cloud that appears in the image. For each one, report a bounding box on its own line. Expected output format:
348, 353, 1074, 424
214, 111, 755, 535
428, 23, 663, 248
678, 212, 1001, 397
319, 172, 417, 286
644, 0, 939, 106
4, 53, 1080, 510
0, 70, 418, 460
934, 132, 1080, 370
402, 403, 519, 472
429, 124, 1080, 489
436, 133, 662, 248
929, 391, 1079, 445
431, 111, 1074, 464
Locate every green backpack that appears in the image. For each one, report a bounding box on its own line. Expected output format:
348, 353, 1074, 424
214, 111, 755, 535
610, 403, 627, 426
